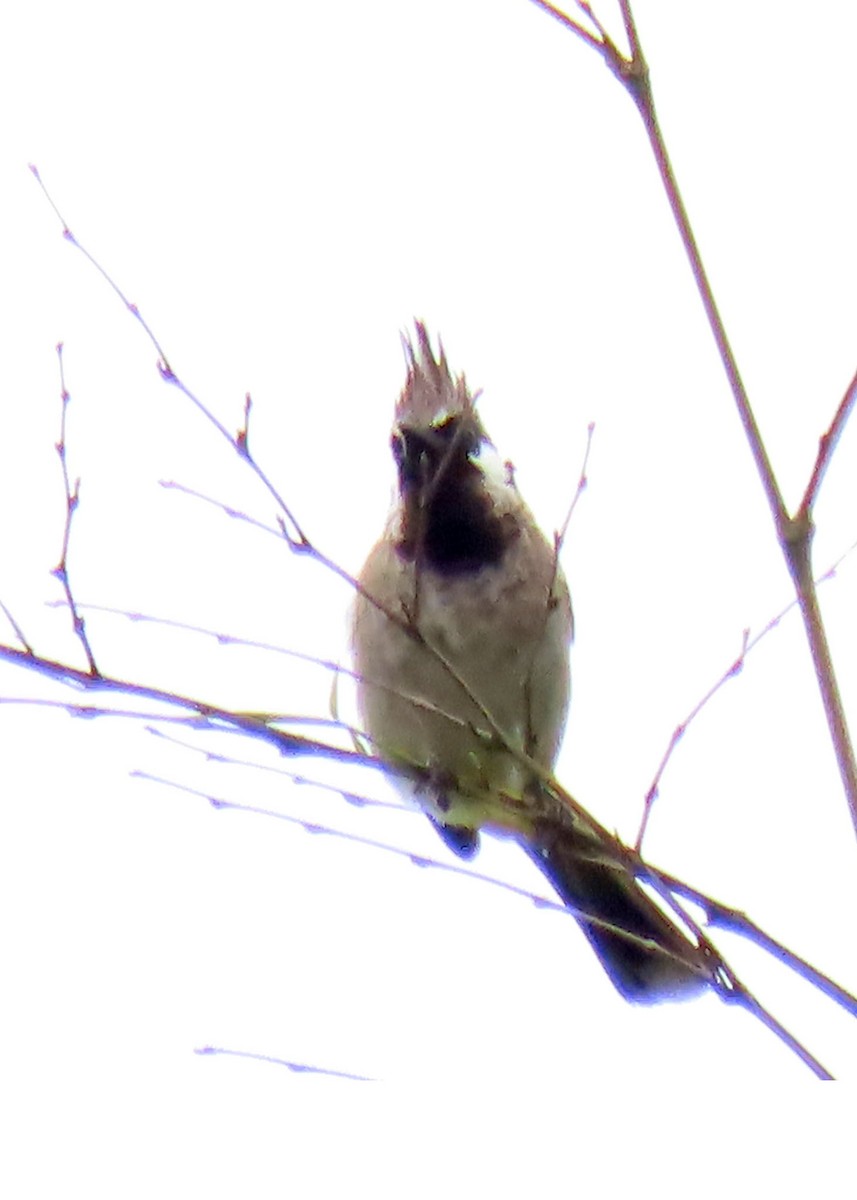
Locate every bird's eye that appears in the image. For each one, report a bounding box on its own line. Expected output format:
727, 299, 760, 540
432, 415, 483, 460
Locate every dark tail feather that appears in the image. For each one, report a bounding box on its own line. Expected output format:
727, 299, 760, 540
428, 815, 480, 859
524, 823, 710, 1003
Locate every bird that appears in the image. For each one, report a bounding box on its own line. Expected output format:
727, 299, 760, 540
351, 322, 709, 1002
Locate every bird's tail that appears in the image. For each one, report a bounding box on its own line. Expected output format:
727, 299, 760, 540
523, 819, 710, 1003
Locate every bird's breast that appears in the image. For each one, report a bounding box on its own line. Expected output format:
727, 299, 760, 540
352, 519, 572, 801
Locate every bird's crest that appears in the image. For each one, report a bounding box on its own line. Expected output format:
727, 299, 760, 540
397, 321, 478, 429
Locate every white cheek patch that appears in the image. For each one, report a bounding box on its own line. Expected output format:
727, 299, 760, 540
471, 437, 516, 494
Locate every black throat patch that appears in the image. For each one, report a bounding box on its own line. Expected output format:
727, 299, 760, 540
394, 416, 517, 575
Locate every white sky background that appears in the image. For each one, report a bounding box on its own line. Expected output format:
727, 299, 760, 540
2, 0, 857, 1191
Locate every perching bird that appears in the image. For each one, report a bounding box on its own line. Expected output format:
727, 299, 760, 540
352, 323, 708, 1002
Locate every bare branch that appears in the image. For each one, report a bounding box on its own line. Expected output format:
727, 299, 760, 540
637, 539, 857, 847
54, 601, 359, 680
732, 990, 833, 1080
51, 344, 98, 675
195, 1045, 372, 1082
617, 0, 641, 58
637, 629, 748, 851
529, 2, 857, 842
785, 532, 857, 835
159, 479, 282, 539
557, 420, 594, 549
0, 599, 34, 655
153, 770, 842, 1078
0, 641, 367, 767
526, 0, 603, 49
30, 166, 309, 548
654, 869, 857, 1021
799, 364, 857, 522
0, 607, 845, 1078
144, 724, 406, 813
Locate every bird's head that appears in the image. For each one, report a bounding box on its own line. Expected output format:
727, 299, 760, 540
393, 321, 485, 487
391, 322, 518, 573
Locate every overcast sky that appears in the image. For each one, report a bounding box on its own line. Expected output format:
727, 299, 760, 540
3, 1, 857, 1194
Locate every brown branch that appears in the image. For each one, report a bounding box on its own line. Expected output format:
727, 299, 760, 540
528, 3, 857, 841
798, 364, 857, 522
784, 532, 857, 834
624, 49, 787, 532
526, 0, 603, 49
619, 14, 857, 835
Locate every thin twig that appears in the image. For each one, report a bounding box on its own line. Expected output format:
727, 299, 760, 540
526, 0, 602, 49
195, 1045, 372, 1082
637, 631, 748, 850
235, 391, 253, 458
0, 600, 34, 655
136, 770, 566, 909
52, 344, 98, 675
159, 479, 282, 539
144, 724, 406, 813
798, 364, 857, 521
30, 166, 309, 549
637, 539, 857, 848
557, 420, 594, 548
50, 600, 358, 679
735, 989, 833, 1079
